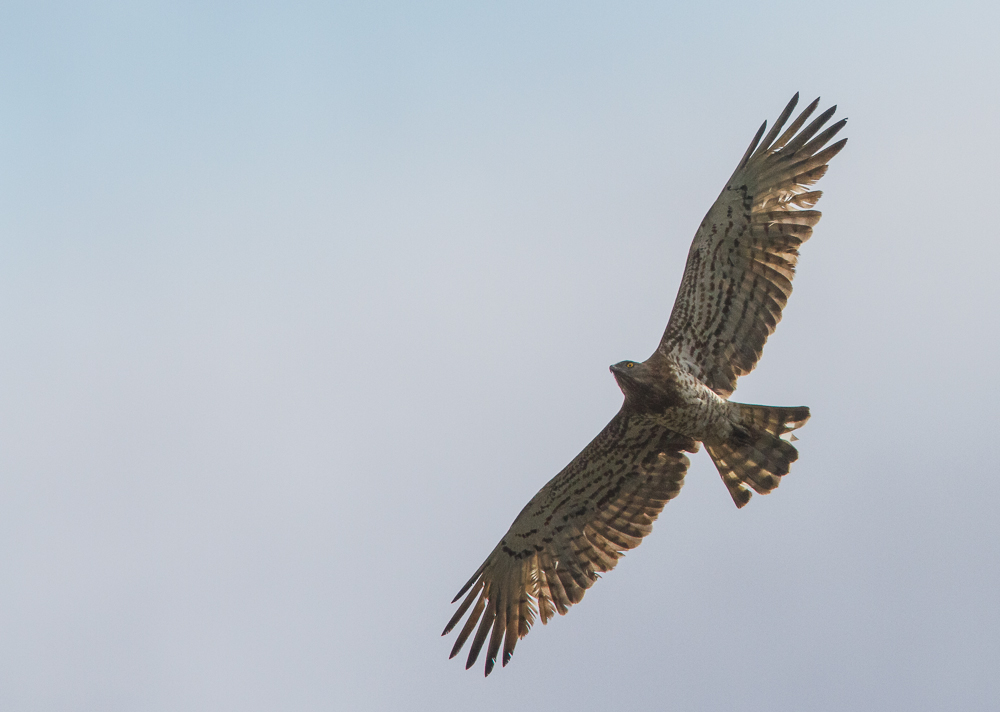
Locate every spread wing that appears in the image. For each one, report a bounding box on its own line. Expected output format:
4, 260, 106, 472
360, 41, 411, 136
442, 411, 698, 676
658, 94, 847, 397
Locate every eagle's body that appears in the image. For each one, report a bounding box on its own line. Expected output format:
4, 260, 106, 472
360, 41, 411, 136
443, 94, 846, 676
612, 356, 734, 443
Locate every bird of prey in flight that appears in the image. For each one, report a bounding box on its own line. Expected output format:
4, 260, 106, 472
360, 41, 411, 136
443, 93, 847, 676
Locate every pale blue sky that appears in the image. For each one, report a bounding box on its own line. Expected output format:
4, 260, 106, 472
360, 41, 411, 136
1, 2, 998, 710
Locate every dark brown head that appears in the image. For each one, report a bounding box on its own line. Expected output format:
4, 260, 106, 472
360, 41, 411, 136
610, 359, 676, 411
610, 360, 650, 399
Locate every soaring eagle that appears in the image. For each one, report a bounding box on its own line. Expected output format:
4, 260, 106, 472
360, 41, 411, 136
443, 94, 847, 676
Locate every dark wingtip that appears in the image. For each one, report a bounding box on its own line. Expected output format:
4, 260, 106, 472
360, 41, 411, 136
814, 104, 838, 126
784, 92, 801, 116
827, 137, 849, 157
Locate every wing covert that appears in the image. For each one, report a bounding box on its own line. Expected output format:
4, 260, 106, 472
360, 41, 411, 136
658, 94, 847, 397
442, 411, 697, 676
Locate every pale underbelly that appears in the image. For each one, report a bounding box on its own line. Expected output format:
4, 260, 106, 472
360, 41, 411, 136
655, 366, 735, 443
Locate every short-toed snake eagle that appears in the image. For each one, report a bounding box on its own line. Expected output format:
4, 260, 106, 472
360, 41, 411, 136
443, 94, 847, 675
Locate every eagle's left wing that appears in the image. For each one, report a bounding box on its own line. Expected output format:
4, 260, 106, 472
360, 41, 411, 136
443, 411, 697, 676
658, 94, 847, 397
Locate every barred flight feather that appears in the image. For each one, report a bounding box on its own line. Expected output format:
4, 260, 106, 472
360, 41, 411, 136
659, 94, 846, 398
443, 412, 695, 675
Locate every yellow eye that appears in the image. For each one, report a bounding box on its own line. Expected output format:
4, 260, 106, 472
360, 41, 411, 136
626, 362, 634, 368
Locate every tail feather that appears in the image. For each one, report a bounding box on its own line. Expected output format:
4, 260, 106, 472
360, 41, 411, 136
706, 404, 810, 508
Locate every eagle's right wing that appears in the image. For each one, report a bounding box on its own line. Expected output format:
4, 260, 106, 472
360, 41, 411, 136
443, 411, 698, 676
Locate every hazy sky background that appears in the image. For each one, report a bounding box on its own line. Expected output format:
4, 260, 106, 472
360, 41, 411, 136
2, 2, 998, 710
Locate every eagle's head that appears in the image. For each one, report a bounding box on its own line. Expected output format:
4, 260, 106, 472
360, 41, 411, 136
610, 360, 649, 399
610, 359, 675, 410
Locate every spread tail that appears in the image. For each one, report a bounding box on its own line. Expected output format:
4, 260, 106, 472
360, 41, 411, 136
706, 403, 810, 508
